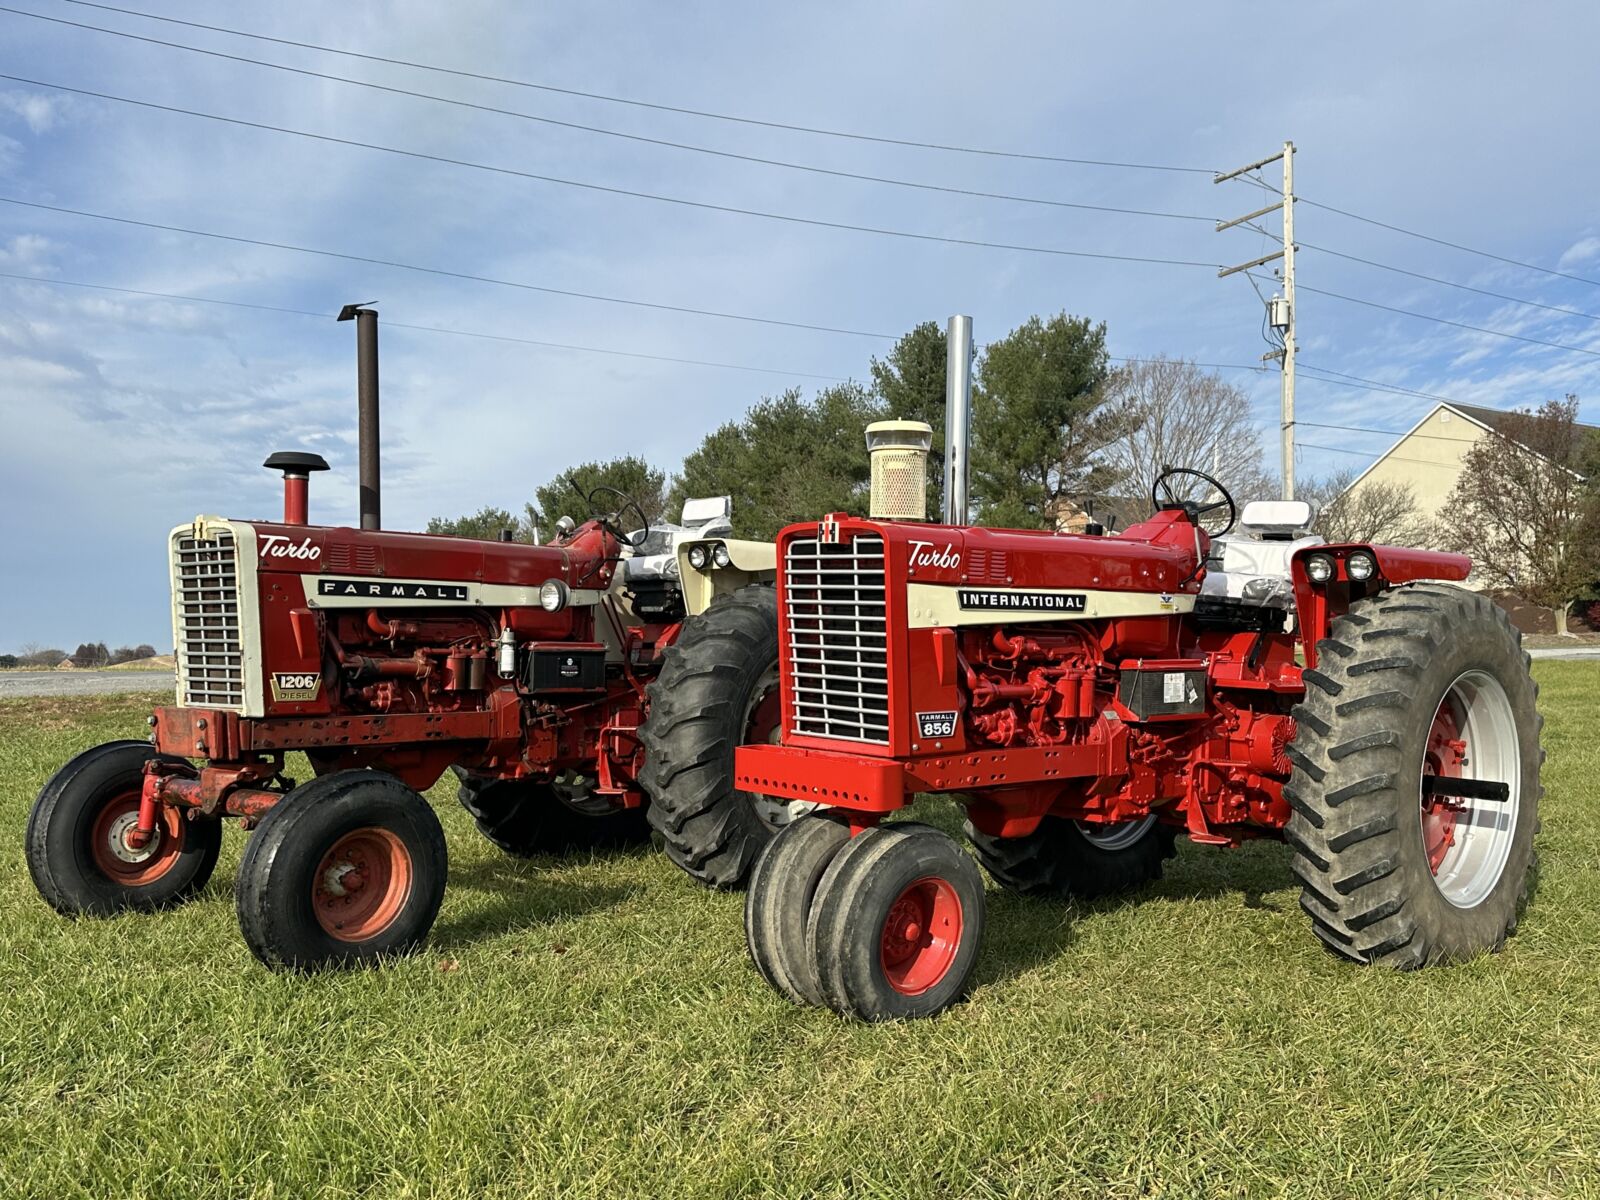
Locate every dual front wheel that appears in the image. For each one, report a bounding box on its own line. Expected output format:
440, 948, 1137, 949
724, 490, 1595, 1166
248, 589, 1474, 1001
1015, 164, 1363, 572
746, 819, 986, 1021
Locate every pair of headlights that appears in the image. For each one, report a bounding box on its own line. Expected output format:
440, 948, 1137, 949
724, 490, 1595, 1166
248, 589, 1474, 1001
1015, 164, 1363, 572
686, 542, 733, 571
1304, 550, 1378, 584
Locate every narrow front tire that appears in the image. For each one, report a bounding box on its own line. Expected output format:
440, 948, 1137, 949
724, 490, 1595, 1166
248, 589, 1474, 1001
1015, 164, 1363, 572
235, 770, 447, 970
26, 740, 221, 916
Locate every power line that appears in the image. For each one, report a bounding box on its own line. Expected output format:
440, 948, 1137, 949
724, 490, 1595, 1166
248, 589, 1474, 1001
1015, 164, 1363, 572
0, 195, 897, 338
1300, 197, 1600, 290
1301, 241, 1600, 325
1297, 419, 1479, 444
1296, 440, 1463, 469
0, 267, 854, 379
1293, 281, 1600, 361
0, 71, 1224, 270
45, 0, 1600, 301
48, 0, 1218, 175
0, 5, 1216, 226
1297, 361, 1461, 404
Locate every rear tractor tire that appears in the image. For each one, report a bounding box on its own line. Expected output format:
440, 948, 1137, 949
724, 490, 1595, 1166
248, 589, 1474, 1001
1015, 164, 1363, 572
235, 769, 447, 970
26, 740, 222, 916
455, 771, 650, 856
745, 817, 986, 1021
964, 813, 1177, 899
1285, 583, 1541, 968
641, 584, 805, 888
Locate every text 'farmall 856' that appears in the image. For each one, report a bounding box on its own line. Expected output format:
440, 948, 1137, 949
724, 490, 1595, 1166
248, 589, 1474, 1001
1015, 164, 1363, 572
26, 308, 798, 968
738, 425, 1542, 1021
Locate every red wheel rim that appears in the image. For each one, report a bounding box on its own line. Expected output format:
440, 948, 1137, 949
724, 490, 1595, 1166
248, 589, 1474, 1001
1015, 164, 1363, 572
879, 875, 963, 996
312, 828, 413, 943
1421, 698, 1467, 874
745, 681, 781, 745
88, 788, 186, 886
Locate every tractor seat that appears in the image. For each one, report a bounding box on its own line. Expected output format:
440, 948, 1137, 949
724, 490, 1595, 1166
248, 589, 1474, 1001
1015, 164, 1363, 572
621, 496, 735, 582
1200, 500, 1322, 609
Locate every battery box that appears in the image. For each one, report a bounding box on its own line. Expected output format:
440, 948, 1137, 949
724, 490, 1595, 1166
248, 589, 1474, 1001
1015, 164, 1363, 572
523, 642, 608, 694
1118, 661, 1208, 720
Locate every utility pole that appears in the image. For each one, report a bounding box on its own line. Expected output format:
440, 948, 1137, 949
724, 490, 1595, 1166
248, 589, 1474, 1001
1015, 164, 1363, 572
1216, 140, 1297, 500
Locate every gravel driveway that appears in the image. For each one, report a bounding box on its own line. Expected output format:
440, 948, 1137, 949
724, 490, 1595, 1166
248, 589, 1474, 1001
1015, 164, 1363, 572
0, 671, 173, 699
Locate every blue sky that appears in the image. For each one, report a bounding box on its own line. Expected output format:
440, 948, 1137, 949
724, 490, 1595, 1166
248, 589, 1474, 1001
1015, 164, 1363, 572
3, 1, 1599, 651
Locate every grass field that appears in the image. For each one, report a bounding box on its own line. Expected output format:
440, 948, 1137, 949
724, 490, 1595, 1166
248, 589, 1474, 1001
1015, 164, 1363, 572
2, 667, 1598, 1198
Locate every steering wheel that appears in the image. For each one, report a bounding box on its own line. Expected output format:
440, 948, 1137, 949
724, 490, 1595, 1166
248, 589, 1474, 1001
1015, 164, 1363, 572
1151, 467, 1237, 537
585, 484, 651, 549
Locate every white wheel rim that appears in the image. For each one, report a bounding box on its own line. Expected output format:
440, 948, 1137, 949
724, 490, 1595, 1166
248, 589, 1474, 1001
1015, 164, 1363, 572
1422, 669, 1522, 910
1075, 814, 1158, 851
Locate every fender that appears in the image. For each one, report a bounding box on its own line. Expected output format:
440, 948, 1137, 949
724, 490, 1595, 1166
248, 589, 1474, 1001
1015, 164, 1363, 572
1291, 543, 1472, 668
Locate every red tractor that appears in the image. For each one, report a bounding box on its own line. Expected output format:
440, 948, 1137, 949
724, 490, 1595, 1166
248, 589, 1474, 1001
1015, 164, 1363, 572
737, 466, 1542, 1020
26, 450, 792, 968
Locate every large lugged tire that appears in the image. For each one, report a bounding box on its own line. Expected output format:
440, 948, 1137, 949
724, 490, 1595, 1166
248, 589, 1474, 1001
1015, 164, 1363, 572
639, 584, 793, 888
1285, 583, 1541, 968
964, 815, 1178, 899
455, 773, 650, 856
26, 740, 222, 915
235, 770, 447, 970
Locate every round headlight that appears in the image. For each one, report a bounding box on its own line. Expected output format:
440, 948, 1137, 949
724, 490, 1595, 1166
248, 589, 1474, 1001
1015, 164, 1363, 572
687, 545, 709, 570
1304, 553, 1336, 584
539, 579, 570, 612
1346, 551, 1377, 581
712, 543, 732, 569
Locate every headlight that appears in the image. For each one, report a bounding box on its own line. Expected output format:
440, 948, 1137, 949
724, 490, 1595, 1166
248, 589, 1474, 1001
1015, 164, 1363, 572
687, 545, 709, 570
539, 579, 570, 612
712, 543, 732, 569
1346, 551, 1377, 582
1304, 553, 1336, 584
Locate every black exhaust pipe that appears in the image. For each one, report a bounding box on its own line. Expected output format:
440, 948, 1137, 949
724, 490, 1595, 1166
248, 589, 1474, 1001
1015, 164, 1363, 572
338, 301, 381, 530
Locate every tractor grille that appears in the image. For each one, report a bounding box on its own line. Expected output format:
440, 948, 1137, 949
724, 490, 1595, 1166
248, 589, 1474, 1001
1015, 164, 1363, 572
783, 533, 890, 744
173, 529, 245, 708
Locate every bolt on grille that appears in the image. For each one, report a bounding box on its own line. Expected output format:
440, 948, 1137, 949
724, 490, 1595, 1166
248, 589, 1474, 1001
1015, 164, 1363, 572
173, 530, 245, 708
783, 533, 889, 744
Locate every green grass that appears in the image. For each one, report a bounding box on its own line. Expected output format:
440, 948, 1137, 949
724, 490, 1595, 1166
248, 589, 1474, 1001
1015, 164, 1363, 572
2, 668, 1599, 1198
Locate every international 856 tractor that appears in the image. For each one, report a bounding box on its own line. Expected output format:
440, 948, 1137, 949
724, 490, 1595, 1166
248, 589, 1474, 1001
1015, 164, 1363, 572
736, 426, 1541, 1020
26, 308, 794, 967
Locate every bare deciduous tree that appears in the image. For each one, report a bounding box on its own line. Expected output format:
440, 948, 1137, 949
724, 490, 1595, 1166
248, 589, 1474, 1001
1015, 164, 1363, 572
1300, 467, 1424, 545
1438, 396, 1600, 636
1099, 357, 1276, 505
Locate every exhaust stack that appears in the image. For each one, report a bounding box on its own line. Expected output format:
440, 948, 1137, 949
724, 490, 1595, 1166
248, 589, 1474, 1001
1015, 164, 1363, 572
264, 452, 330, 525
942, 314, 973, 525
338, 301, 381, 530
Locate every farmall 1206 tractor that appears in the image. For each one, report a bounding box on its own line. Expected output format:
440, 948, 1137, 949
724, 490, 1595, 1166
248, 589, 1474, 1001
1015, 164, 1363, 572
736, 416, 1542, 1021
26, 308, 794, 967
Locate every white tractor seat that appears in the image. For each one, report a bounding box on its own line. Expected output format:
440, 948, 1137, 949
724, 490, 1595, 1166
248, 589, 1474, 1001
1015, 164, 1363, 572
1200, 499, 1321, 609
621, 496, 734, 582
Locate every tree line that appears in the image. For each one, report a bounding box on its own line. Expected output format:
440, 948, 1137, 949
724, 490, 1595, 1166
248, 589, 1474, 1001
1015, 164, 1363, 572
430, 312, 1272, 541
2, 643, 161, 669
429, 312, 1600, 632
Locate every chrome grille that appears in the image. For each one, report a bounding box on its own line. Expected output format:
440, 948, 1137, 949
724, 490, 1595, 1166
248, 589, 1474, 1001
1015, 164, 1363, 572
173, 530, 244, 708
783, 533, 889, 744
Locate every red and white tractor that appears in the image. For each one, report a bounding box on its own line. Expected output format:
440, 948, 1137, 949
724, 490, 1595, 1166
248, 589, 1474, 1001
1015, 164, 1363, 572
27, 434, 792, 968
736, 448, 1542, 1020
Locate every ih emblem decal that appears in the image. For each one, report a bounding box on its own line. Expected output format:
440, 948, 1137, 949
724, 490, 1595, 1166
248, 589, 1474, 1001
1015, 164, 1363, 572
271, 671, 322, 702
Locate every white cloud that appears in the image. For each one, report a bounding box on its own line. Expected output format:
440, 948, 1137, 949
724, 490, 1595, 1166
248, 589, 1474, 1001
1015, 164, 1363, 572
0, 233, 56, 270
1558, 236, 1600, 270
0, 90, 71, 134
